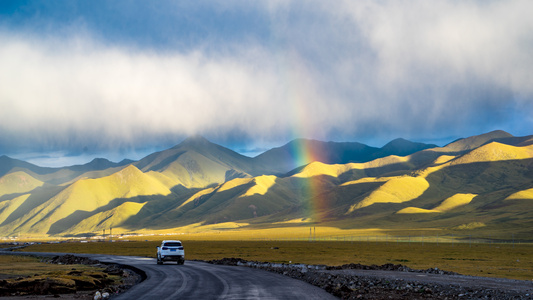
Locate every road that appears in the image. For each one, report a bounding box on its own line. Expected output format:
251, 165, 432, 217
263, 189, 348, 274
97, 254, 337, 300
2, 251, 337, 299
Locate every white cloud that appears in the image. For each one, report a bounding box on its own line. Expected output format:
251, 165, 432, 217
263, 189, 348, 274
337, 0, 533, 92
1, 0, 532, 160
0, 31, 305, 151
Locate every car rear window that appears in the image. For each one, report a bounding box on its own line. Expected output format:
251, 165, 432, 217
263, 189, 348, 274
163, 242, 182, 247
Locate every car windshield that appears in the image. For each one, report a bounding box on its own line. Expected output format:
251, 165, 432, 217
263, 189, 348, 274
163, 242, 182, 247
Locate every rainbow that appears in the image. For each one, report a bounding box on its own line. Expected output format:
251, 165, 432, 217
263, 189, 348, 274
281, 51, 331, 223
287, 96, 330, 222
289, 139, 330, 223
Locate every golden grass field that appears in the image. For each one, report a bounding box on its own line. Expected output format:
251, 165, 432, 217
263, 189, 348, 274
0, 254, 122, 293
17, 235, 533, 281
0, 255, 101, 278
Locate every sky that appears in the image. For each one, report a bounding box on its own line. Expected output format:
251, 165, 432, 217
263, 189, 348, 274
1, 0, 532, 167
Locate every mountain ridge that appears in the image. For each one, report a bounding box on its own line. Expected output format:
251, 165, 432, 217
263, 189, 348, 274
253, 138, 437, 174
0, 130, 531, 238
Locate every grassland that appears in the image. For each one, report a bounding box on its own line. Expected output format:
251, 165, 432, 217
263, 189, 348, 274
0, 254, 122, 296
0, 255, 104, 278
19, 238, 533, 281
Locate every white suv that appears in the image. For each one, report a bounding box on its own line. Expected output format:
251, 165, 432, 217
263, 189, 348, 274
156, 240, 185, 265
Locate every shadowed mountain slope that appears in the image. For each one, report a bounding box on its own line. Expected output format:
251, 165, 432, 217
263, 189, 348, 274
253, 138, 436, 175
437, 130, 533, 153
376, 138, 438, 157
253, 139, 380, 174
0, 155, 55, 178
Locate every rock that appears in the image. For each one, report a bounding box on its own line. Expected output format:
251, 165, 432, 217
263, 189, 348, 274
103, 265, 124, 276
49, 254, 100, 265
93, 291, 102, 300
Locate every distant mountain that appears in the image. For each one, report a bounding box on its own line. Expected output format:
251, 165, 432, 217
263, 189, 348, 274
0, 171, 44, 198
0, 155, 55, 178
67, 158, 133, 172
133, 135, 269, 188
254, 138, 436, 174
377, 138, 437, 157
441, 130, 513, 152
0, 131, 532, 238
0, 155, 132, 185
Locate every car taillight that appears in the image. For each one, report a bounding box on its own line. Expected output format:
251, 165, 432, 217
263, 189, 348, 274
178, 247, 184, 250
162, 247, 168, 250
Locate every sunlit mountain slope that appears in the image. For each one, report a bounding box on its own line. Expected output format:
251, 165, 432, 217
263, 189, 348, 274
397, 193, 477, 214
0, 171, 44, 197
134, 136, 265, 188
0, 165, 171, 235
62, 201, 147, 235
506, 188, 533, 200
347, 176, 430, 212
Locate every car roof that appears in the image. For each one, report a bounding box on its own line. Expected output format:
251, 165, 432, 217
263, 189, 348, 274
162, 240, 182, 243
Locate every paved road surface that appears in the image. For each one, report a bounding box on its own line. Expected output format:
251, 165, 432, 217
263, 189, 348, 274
95, 254, 336, 300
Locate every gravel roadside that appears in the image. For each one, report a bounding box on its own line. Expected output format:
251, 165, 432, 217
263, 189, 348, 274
206, 258, 533, 299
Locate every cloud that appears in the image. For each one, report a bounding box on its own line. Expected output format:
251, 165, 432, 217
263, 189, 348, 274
1, 0, 532, 160
341, 0, 533, 91
285, 0, 533, 139
0, 30, 295, 151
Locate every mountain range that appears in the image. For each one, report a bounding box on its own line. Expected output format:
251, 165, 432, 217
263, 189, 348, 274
0, 130, 532, 239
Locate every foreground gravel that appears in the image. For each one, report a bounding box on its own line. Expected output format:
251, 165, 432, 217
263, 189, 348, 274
206, 258, 533, 299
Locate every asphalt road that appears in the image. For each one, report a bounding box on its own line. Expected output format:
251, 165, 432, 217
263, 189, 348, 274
98, 254, 338, 300
1, 251, 337, 299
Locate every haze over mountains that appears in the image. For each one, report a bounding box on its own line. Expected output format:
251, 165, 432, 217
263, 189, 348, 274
0, 130, 532, 238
